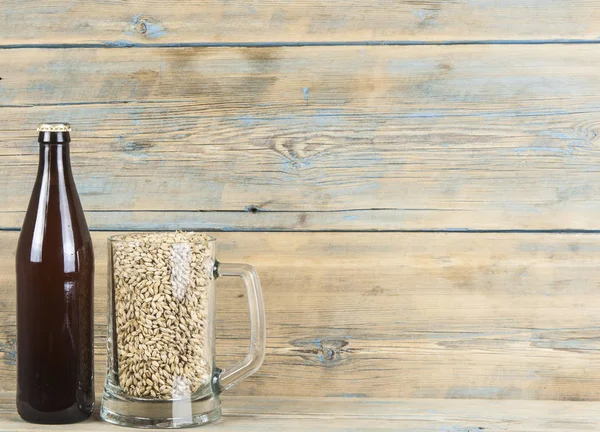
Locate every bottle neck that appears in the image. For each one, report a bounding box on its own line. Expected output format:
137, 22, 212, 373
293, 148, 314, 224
38, 131, 70, 144
37, 132, 72, 177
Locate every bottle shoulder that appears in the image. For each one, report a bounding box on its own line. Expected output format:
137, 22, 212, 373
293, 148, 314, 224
17, 206, 93, 265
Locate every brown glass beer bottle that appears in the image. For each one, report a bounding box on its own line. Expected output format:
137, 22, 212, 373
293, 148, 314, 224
16, 123, 94, 423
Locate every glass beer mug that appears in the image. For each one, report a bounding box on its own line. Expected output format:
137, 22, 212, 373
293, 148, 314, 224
100, 232, 266, 428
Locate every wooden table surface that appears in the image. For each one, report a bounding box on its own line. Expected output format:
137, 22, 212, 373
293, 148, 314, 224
1, 395, 600, 431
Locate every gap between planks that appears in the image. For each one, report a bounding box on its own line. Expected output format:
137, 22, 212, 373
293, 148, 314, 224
4, 39, 600, 49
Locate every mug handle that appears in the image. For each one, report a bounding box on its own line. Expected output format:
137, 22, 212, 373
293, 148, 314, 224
214, 262, 266, 392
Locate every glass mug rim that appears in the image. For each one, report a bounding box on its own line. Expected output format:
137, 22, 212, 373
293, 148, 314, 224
108, 232, 217, 244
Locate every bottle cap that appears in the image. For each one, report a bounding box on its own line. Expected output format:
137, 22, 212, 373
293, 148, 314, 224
37, 123, 71, 132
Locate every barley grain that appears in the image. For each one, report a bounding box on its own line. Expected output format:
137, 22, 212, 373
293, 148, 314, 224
111, 232, 213, 400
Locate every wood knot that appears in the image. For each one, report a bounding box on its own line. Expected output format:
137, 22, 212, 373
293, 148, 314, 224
136, 20, 148, 34
128, 15, 167, 39
290, 337, 351, 367
266, 137, 324, 171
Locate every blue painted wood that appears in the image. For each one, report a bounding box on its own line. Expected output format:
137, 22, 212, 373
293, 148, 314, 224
2, 45, 600, 230
2, 0, 600, 45
2, 231, 600, 399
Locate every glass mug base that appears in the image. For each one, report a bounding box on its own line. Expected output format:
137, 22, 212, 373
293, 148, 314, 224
100, 392, 221, 429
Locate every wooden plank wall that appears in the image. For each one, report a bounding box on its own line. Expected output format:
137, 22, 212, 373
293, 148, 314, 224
2, 232, 600, 399
2, 1, 600, 44
1, 1, 600, 400
3, 45, 600, 231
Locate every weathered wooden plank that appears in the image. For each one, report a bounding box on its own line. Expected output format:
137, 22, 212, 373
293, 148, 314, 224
2, 395, 600, 431
2, 46, 600, 230
2, 232, 600, 400
1, 0, 599, 44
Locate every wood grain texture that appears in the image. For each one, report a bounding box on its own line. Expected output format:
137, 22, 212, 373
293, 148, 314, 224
2, 232, 600, 400
2, 395, 600, 431
1, 1, 599, 44
3, 46, 600, 230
